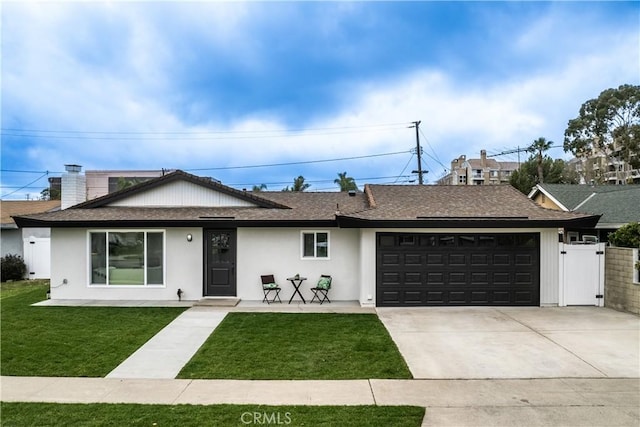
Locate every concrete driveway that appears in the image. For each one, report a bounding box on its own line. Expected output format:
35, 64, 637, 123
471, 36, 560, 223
377, 306, 640, 379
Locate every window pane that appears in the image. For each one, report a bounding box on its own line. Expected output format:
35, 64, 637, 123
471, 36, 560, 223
147, 232, 164, 285
316, 233, 328, 258
91, 232, 107, 284
303, 233, 315, 257
109, 232, 144, 285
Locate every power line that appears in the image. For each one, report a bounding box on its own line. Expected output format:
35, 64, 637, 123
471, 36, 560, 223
418, 127, 448, 172
1, 122, 411, 141
394, 153, 415, 184
1, 172, 49, 198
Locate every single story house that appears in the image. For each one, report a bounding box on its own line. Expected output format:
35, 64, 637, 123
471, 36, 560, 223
14, 170, 600, 307
528, 184, 640, 243
1, 199, 61, 279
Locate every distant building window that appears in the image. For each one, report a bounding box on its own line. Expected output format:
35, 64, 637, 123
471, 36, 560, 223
458, 175, 467, 184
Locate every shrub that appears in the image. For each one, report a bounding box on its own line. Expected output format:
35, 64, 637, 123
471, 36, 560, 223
608, 222, 640, 248
1, 254, 27, 281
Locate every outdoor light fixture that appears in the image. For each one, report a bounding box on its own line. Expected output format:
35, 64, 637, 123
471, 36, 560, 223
186, 234, 193, 242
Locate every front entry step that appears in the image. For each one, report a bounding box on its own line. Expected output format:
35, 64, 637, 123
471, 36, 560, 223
195, 298, 240, 307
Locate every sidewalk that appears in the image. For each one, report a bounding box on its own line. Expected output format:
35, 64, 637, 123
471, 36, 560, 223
2, 376, 638, 426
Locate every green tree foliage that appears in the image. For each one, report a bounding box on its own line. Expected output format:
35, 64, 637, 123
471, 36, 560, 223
510, 156, 577, 194
252, 184, 267, 192
528, 137, 553, 184
40, 187, 60, 200
334, 172, 358, 192
1, 254, 27, 281
564, 84, 640, 169
282, 176, 310, 192
608, 222, 640, 248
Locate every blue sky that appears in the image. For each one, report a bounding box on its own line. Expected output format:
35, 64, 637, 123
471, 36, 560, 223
1, 1, 638, 199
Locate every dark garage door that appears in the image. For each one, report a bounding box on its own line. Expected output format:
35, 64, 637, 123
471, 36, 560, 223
377, 232, 540, 306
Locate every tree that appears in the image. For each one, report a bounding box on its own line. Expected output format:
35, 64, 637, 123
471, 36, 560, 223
608, 222, 640, 248
528, 137, 553, 184
334, 172, 358, 192
40, 187, 60, 200
564, 84, 640, 170
510, 156, 577, 194
282, 176, 310, 192
252, 184, 267, 192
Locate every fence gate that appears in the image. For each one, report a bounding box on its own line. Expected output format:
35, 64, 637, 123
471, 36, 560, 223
23, 237, 51, 280
559, 243, 605, 306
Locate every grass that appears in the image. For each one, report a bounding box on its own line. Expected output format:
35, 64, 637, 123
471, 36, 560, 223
178, 312, 412, 380
1, 281, 186, 377
0, 402, 425, 426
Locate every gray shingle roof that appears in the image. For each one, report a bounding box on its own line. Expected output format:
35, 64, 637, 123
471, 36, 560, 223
13, 171, 600, 229
536, 184, 639, 226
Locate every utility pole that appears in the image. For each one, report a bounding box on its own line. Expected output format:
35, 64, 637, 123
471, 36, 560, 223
410, 120, 425, 184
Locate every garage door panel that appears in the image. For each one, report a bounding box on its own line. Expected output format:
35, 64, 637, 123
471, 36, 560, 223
471, 253, 489, 265
471, 291, 489, 303
449, 272, 467, 284
449, 253, 466, 265
404, 253, 422, 265
426, 253, 444, 265
471, 272, 489, 284
381, 254, 400, 266
377, 232, 539, 307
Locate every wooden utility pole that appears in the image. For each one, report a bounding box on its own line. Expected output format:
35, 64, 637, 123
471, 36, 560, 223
410, 120, 424, 184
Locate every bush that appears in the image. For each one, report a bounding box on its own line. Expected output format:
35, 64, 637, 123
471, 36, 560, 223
1, 254, 27, 281
608, 222, 640, 248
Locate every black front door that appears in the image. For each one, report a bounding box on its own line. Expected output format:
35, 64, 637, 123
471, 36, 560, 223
204, 229, 236, 296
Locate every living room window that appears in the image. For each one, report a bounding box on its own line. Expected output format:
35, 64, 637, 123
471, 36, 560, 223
89, 230, 164, 286
301, 231, 329, 259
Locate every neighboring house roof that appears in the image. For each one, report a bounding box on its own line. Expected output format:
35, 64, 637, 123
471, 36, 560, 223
1, 200, 61, 229
467, 158, 500, 169
13, 170, 600, 229
528, 184, 639, 228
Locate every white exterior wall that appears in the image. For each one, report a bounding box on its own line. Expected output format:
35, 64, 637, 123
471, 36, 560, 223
50, 227, 203, 301
236, 227, 360, 302
109, 181, 256, 207
358, 227, 561, 307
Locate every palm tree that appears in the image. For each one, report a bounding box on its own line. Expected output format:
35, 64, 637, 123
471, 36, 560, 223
334, 172, 358, 192
282, 176, 310, 192
528, 137, 553, 183
252, 184, 267, 192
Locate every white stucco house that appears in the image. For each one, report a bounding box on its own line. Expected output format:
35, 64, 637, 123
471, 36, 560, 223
13, 169, 600, 307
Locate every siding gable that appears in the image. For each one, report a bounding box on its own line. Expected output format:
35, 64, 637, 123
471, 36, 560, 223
107, 180, 258, 207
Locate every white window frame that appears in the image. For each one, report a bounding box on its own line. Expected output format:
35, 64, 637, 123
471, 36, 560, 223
300, 230, 330, 260
87, 229, 166, 287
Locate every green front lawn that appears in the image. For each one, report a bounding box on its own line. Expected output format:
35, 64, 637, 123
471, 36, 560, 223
178, 312, 412, 380
0, 402, 425, 427
1, 282, 186, 377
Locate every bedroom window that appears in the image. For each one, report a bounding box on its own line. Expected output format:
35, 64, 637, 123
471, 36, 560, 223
302, 231, 329, 259
90, 230, 164, 286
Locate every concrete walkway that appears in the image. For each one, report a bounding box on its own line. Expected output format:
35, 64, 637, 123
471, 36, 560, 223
2, 376, 638, 426
106, 307, 228, 379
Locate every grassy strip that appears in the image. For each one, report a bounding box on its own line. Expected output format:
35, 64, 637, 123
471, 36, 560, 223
1, 283, 186, 377
0, 279, 49, 300
0, 402, 425, 427
179, 312, 412, 380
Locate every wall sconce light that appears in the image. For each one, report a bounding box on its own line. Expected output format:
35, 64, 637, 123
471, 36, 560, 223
186, 234, 193, 242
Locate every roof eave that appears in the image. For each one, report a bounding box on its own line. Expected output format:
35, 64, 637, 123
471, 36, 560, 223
336, 215, 602, 229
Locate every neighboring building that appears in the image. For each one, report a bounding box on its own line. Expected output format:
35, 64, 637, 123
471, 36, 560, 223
568, 149, 640, 185
437, 150, 519, 185
15, 170, 599, 307
1, 199, 60, 279
49, 165, 171, 208
528, 183, 640, 243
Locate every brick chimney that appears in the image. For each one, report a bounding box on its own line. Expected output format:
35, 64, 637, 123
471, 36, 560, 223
480, 150, 487, 168
61, 164, 86, 209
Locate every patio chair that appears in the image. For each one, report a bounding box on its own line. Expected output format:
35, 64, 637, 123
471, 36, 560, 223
260, 274, 282, 304
310, 275, 332, 304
